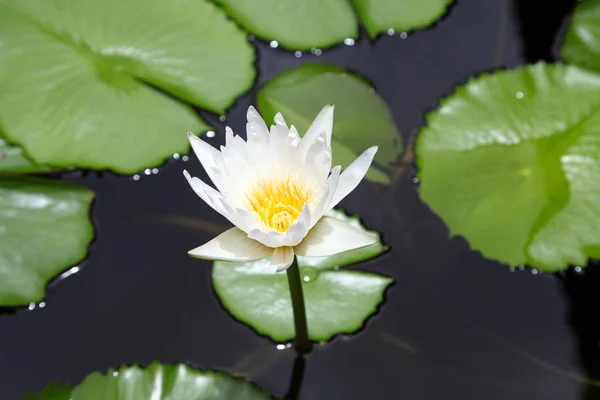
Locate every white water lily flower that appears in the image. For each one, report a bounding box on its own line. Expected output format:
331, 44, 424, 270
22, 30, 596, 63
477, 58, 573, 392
184, 105, 379, 272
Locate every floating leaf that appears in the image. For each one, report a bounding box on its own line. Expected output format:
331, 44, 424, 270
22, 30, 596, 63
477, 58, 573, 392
0, 0, 255, 173
561, 0, 600, 72
213, 209, 391, 342
25, 383, 73, 400
416, 63, 600, 271
213, 0, 357, 50
0, 137, 48, 173
257, 64, 402, 184
0, 176, 94, 306
351, 0, 453, 38
30, 363, 271, 399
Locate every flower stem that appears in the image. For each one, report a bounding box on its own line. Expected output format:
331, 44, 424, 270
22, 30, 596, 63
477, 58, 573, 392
286, 256, 312, 354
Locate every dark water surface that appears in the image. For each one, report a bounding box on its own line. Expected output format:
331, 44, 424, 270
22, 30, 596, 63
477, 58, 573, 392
3, 0, 599, 399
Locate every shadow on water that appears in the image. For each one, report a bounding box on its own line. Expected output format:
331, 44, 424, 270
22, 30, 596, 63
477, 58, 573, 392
512, 0, 577, 62
560, 266, 600, 400
284, 355, 306, 400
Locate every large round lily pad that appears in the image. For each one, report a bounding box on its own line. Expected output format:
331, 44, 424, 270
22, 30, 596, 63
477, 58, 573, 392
257, 64, 402, 184
213, 210, 391, 342
351, 0, 453, 38
0, 176, 94, 306
0, 0, 255, 173
27, 363, 271, 399
417, 63, 600, 272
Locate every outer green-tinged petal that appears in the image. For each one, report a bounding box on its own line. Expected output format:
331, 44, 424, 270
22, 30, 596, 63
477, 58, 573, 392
188, 228, 272, 262
270, 246, 294, 273
294, 216, 378, 257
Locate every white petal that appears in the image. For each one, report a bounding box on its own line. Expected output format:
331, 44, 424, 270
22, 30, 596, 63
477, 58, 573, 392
270, 246, 295, 273
328, 146, 378, 211
304, 131, 332, 187
183, 170, 231, 221
294, 216, 378, 257
302, 104, 334, 148
187, 132, 225, 192
274, 112, 287, 127
221, 127, 248, 178
246, 108, 270, 167
188, 228, 272, 261
310, 166, 340, 227
246, 106, 269, 140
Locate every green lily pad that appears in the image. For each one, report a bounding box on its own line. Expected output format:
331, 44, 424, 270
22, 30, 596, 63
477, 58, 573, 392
351, 0, 453, 38
0, 176, 94, 306
213, 209, 391, 342
0, 0, 255, 173
212, 0, 357, 50
25, 383, 72, 400
28, 363, 271, 399
416, 63, 600, 272
561, 0, 600, 72
257, 64, 402, 184
0, 137, 48, 173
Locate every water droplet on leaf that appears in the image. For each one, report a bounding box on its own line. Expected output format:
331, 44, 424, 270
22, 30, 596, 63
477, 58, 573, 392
301, 266, 319, 283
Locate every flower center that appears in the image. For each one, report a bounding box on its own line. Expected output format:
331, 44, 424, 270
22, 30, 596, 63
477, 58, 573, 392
245, 178, 312, 232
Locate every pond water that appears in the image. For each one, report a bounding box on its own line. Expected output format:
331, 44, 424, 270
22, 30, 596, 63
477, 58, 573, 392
3, 0, 599, 399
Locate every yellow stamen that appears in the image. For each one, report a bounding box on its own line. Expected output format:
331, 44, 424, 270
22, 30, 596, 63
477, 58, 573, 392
245, 178, 312, 232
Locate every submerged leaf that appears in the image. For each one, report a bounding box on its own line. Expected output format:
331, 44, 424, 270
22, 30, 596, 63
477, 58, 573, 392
417, 63, 600, 271
0, 176, 94, 306
258, 64, 402, 183
0, 0, 255, 173
213, 209, 391, 342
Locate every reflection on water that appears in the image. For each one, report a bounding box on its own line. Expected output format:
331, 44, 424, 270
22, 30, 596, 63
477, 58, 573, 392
1, 0, 599, 399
